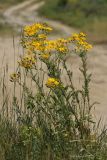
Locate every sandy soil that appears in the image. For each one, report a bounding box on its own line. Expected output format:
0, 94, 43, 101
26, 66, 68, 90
0, 0, 107, 125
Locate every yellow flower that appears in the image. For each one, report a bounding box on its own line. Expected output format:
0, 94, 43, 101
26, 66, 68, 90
46, 78, 60, 88
57, 46, 68, 53
18, 53, 36, 69
32, 41, 41, 47
72, 33, 80, 41
10, 72, 20, 82
76, 41, 92, 51
31, 41, 44, 51
83, 42, 92, 51
78, 32, 86, 41
40, 53, 50, 60
24, 25, 37, 36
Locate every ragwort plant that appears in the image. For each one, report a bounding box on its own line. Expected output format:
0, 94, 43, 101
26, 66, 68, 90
1, 22, 107, 160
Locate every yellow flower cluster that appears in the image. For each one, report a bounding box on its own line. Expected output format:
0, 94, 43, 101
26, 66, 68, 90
10, 72, 20, 82
77, 41, 92, 51
24, 23, 52, 36
24, 37, 68, 54
69, 32, 92, 51
13, 23, 92, 87
56, 38, 68, 53
24, 25, 36, 36
10, 22, 92, 89
71, 32, 86, 41
18, 53, 36, 69
46, 77, 60, 88
44, 38, 68, 53
23, 23, 92, 57
31, 40, 44, 51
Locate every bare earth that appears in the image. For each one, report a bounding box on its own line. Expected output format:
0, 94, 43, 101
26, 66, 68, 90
0, 0, 107, 124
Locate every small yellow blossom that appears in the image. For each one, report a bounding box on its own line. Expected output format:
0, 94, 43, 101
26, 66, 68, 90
76, 41, 92, 52
18, 53, 36, 69
46, 77, 60, 88
24, 25, 37, 36
57, 46, 68, 53
72, 33, 80, 41
10, 72, 20, 82
32, 41, 41, 48
31, 41, 44, 51
83, 42, 92, 51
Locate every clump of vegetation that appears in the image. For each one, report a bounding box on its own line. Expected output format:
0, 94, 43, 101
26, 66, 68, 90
38, 0, 107, 43
0, 22, 107, 159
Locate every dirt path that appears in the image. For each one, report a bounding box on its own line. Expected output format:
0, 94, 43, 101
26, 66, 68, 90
1, 0, 107, 125
3, 0, 76, 35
